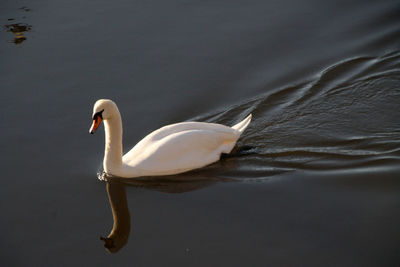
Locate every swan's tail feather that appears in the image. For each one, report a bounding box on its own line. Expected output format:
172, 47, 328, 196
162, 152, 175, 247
231, 114, 252, 134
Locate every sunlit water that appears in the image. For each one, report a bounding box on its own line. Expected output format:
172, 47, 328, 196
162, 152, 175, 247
1, 0, 399, 265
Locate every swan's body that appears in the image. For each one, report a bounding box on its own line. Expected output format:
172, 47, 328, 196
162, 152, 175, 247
90, 99, 252, 178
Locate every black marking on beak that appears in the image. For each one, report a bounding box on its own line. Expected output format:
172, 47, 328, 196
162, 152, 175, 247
92, 109, 104, 120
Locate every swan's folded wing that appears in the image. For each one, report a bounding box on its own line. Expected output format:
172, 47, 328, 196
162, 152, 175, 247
122, 128, 238, 175
124, 121, 239, 158
145, 121, 238, 142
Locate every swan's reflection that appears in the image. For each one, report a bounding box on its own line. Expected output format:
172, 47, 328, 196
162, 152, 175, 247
101, 179, 130, 253
101, 174, 232, 253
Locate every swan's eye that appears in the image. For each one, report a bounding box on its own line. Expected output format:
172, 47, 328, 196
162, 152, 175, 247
92, 109, 104, 120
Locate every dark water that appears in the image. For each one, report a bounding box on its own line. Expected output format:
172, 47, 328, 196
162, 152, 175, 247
1, 0, 400, 265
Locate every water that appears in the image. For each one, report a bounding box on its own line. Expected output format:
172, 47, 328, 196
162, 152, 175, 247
1, 0, 399, 265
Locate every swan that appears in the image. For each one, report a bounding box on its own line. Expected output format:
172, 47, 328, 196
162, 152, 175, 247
89, 99, 252, 178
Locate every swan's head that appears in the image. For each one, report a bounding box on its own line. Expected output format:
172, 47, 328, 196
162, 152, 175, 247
89, 99, 119, 134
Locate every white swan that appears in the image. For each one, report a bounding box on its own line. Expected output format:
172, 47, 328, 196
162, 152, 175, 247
89, 99, 252, 178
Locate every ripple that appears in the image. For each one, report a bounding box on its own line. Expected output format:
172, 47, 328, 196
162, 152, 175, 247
190, 51, 400, 178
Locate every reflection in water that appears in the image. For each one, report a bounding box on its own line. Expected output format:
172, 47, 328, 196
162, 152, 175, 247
101, 175, 230, 253
4, 7, 32, 44
101, 179, 130, 253
5, 23, 32, 44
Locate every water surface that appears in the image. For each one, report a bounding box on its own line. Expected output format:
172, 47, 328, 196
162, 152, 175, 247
1, 0, 399, 265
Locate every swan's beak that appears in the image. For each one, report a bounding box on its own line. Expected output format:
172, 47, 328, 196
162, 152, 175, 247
89, 117, 102, 134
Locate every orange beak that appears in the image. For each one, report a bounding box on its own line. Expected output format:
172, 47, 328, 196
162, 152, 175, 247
89, 116, 102, 134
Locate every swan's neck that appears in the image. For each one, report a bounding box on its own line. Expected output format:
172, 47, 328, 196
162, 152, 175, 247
103, 112, 123, 174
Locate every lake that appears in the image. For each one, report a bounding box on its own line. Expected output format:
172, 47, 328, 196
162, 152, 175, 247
1, 0, 399, 265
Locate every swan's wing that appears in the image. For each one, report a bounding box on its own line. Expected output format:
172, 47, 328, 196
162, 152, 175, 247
123, 128, 238, 175
127, 121, 239, 154
146, 121, 238, 141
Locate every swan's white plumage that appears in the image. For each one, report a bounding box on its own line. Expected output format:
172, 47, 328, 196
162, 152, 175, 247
90, 99, 252, 178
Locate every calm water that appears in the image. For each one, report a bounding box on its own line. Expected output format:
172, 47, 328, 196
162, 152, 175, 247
1, 0, 400, 265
